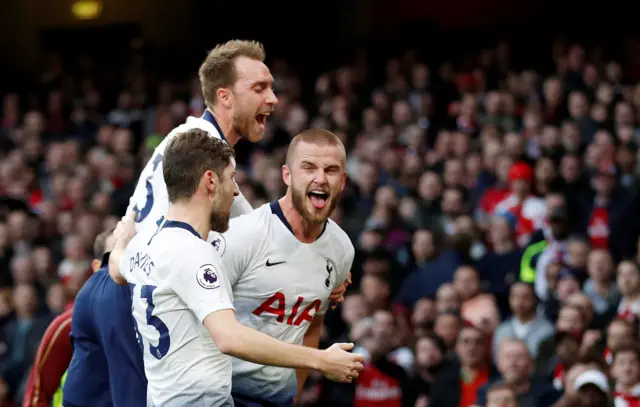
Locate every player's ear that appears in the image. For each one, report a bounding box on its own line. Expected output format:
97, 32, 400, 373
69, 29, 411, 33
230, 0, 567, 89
339, 171, 346, 192
204, 170, 217, 194
216, 87, 233, 109
282, 164, 291, 186
91, 259, 101, 273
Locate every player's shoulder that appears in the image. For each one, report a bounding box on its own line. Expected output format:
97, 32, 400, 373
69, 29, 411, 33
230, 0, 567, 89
227, 202, 273, 233
324, 219, 354, 259
156, 116, 223, 153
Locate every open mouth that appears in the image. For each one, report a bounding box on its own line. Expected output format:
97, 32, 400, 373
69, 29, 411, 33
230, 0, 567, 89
255, 112, 269, 128
307, 190, 329, 209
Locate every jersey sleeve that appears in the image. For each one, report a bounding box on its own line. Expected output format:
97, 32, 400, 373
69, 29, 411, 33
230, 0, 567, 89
167, 243, 235, 323
207, 208, 269, 287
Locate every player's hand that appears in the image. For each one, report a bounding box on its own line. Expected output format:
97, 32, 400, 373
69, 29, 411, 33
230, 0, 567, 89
329, 272, 352, 310
318, 342, 364, 383
113, 211, 137, 247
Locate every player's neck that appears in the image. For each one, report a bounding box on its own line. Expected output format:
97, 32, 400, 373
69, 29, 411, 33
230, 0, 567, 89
278, 196, 324, 243
208, 108, 240, 147
166, 201, 211, 240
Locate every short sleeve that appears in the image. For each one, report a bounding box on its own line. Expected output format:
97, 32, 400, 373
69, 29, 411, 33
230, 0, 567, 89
167, 243, 235, 323
207, 208, 268, 287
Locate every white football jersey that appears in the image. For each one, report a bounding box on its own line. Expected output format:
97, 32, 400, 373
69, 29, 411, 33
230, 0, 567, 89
120, 219, 235, 407
127, 111, 252, 233
209, 201, 355, 405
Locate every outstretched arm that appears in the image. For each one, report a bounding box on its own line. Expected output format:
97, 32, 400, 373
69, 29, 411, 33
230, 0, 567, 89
204, 309, 362, 383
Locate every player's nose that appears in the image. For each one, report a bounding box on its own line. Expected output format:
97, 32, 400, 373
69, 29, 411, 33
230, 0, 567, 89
266, 88, 278, 106
233, 182, 240, 197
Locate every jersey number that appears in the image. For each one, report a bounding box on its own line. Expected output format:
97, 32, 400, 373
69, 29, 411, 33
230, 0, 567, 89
133, 153, 163, 223
131, 284, 170, 360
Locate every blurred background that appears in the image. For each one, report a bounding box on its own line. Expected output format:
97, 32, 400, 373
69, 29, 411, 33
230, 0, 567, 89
2, 0, 640, 406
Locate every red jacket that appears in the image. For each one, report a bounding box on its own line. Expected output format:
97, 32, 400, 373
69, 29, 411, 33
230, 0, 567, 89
22, 309, 73, 407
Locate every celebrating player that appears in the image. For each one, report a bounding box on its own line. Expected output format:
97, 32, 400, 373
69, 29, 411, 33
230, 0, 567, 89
115, 129, 363, 407
209, 128, 356, 406
125, 39, 349, 305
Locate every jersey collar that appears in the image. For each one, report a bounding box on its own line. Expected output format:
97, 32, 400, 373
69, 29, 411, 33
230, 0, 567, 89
202, 110, 227, 143
269, 200, 327, 239
162, 220, 201, 239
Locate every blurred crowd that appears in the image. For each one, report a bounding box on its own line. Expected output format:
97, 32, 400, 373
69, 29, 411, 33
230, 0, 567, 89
3, 36, 640, 407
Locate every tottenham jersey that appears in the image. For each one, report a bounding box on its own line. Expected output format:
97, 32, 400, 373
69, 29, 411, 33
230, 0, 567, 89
120, 220, 235, 407
209, 201, 355, 405
127, 111, 252, 233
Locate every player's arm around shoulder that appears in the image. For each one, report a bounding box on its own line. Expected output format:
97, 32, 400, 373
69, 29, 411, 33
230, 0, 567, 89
109, 213, 137, 285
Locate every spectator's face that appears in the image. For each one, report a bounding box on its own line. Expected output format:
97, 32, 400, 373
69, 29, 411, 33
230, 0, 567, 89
112, 129, 133, 154
32, 247, 52, 279
486, 388, 518, 407
569, 92, 588, 118
489, 216, 512, 245
560, 155, 581, 183
11, 255, 34, 284
443, 160, 464, 187
616, 102, 634, 126
541, 126, 560, 149
46, 283, 66, 314
374, 185, 398, 210
362, 108, 379, 132
392, 101, 411, 126
617, 261, 640, 297
498, 340, 532, 384
436, 284, 460, 313
412, 298, 436, 328
452, 132, 470, 157
556, 335, 580, 365
380, 149, 400, 175
453, 267, 480, 301
341, 294, 368, 326
456, 327, 486, 368
577, 387, 609, 407
535, 157, 555, 183
567, 241, 589, 268
418, 172, 442, 201
544, 78, 562, 103
596, 83, 614, 105
607, 321, 633, 350
360, 275, 389, 309
372, 310, 395, 343
7, 210, 28, 242
441, 189, 463, 217
12, 284, 37, 316
557, 276, 580, 303
562, 122, 582, 152
412, 230, 435, 261
434, 313, 460, 347
509, 283, 536, 319
358, 163, 378, 193
504, 133, 524, 159
495, 155, 514, 183
510, 179, 529, 197
415, 336, 443, 368
398, 197, 418, 223
587, 250, 612, 282
557, 307, 584, 334
617, 147, 637, 171
612, 351, 640, 388
566, 294, 593, 325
